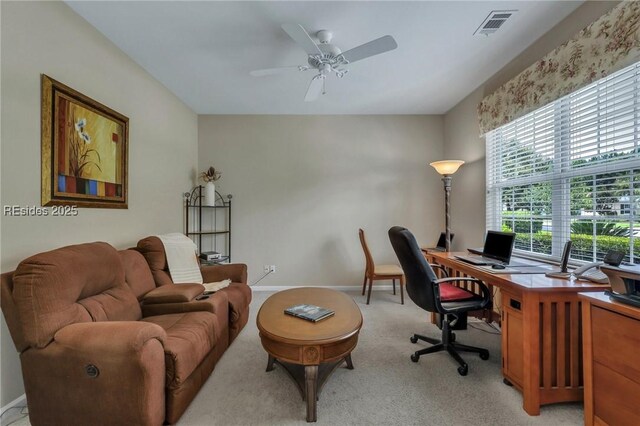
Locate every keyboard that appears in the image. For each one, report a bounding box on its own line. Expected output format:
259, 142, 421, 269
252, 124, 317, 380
455, 255, 497, 266
456, 255, 532, 268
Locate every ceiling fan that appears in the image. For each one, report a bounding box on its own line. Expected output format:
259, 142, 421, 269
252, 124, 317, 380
250, 24, 398, 102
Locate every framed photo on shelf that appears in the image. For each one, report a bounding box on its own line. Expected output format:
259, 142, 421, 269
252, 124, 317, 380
41, 74, 129, 208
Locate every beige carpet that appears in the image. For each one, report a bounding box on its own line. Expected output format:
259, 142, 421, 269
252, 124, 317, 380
6, 289, 583, 426
178, 290, 582, 426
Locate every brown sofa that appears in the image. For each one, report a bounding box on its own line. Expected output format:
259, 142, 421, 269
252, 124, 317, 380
0, 241, 251, 425
136, 236, 252, 342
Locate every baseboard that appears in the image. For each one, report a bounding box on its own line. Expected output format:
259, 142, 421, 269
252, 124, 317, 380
252, 285, 394, 292
0, 393, 26, 415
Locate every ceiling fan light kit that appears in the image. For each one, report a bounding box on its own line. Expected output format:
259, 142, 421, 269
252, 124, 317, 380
251, 23, 398, 102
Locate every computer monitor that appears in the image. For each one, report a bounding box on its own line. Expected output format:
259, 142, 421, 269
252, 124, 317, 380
559, 240, 572, 273
483, 231, 516, 263
436, 232, 454, 249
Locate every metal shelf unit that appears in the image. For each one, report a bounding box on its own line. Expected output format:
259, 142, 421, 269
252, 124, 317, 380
184, 186, 232, 263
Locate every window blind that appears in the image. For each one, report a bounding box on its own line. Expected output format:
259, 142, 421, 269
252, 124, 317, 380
486, 61, 640, 264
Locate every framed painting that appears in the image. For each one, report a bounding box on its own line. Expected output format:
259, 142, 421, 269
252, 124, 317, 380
41, 74, 128, 208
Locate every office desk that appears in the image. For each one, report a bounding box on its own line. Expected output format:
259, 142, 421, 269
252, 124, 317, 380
427, 251, 609, 416
580, 292, 640, 426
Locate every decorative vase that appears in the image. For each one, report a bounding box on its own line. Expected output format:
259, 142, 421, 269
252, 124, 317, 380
203, 182, 216, 206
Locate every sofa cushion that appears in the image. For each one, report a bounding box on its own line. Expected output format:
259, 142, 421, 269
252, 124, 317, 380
136, 236, 174, 286
78, 287, 141, 322
143, 312, 217, 388
119, 250, 157, 300
11, 242, 138, 348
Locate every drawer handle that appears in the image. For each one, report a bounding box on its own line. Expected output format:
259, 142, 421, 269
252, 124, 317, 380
510, 299, 521, 311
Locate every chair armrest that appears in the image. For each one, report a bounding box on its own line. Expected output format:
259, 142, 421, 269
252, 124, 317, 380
142, 283, 204, 304
435, 277, 483, 285
433, 277, 492, 312
429, 263, 449, 277
201, 263, 247, 284
54, 321, 166, 353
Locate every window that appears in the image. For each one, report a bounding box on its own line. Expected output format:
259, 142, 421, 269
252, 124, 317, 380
486, 61, 640, 264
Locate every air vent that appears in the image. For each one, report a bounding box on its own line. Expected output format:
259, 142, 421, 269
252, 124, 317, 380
474, 10, 517, 36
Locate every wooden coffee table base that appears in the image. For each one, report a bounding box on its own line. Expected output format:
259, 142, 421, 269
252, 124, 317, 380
257, 288, 363, 423
266, 354, 354, 422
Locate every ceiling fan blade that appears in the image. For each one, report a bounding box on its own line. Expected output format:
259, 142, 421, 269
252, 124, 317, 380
304, 76, 324, 102
250, 66, 302, 77
281, 23, 323, 56
340, 35, 398, 64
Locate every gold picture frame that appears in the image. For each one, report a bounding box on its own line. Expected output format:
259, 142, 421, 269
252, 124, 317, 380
41, 74, 128, 208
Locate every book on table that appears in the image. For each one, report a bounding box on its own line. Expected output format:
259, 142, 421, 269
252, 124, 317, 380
284, 304, 335, 322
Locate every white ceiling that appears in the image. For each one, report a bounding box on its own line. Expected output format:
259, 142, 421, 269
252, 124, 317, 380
66, 1, 583, 114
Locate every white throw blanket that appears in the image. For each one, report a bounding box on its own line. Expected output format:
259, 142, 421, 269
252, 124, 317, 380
203, 279, 231, 293
157, 233, 203, 284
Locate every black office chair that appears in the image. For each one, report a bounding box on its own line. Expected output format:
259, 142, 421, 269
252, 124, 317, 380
388, 226, 492, 376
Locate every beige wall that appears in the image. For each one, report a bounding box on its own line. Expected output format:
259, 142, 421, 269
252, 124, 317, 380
0, 1, 198, 406
442, 1, 619, 251
198, 115, 444, 287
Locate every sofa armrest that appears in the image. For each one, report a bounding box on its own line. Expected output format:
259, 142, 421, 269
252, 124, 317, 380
22, 322, 167, 425
54, 321, 166, 352
201, 263, 247, 284
142, 291, 229, 318
142, 283, 204, 304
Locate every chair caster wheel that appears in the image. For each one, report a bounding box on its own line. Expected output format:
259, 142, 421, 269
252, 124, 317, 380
479, 350, 490, 360
457, 365, 468, 376
410, 336, 418, 344
451, 333, 456, 342
410, 353, 420, 363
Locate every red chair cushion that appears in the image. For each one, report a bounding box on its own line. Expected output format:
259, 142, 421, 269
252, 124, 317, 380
439, 283, 475, 301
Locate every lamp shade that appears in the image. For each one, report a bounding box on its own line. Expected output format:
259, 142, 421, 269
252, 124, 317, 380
430, 160, 465, 176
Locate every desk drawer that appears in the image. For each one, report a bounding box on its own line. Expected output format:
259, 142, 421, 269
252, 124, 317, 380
592, 306, 640, 385
593, 362, 640, 426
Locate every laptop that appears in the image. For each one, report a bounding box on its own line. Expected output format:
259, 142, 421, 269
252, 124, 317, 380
425, 232, 454, 252
455, 231, 517, 266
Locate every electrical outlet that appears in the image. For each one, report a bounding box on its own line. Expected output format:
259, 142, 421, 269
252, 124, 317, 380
269, 265, 276, 273
263, 265, 270, 273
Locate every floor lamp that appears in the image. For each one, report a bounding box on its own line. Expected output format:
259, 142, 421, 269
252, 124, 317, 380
430, 160, 465, 252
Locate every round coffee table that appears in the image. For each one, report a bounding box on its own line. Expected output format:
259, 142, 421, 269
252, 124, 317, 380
257, 287, 363, 422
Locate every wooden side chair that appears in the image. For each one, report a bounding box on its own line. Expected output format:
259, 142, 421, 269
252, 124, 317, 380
359, 228, 405, 305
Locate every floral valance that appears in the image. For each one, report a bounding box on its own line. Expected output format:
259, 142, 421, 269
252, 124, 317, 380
478, 1, 640, 135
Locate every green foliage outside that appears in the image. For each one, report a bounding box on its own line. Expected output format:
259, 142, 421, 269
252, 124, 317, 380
496, 140, 639, 263
499, 140, 639, 216
502, 211, 544, 233
512, 231, 638, 263
569, 220, 631, 237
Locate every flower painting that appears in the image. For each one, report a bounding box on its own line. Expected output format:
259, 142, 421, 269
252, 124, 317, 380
41, 75, 128, 208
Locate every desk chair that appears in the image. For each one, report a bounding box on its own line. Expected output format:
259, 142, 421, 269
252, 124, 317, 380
359, 229, 405, 305
388, 226, 491, 376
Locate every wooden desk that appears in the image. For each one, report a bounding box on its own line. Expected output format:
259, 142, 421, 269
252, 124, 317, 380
427, 251, 608, 416
580, 292, 640, 426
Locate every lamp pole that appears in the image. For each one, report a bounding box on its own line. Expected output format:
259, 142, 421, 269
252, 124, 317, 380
442, 175, 452, 252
